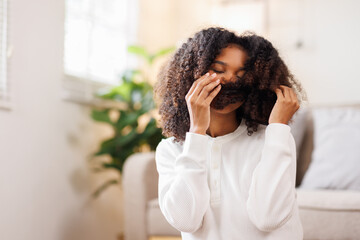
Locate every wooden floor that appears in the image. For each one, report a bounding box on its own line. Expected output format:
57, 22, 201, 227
118, 234, 181, 240
149, 237, 181, 240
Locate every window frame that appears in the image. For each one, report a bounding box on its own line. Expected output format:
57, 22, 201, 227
0, 0, 11, 110
62, 0, 138, 106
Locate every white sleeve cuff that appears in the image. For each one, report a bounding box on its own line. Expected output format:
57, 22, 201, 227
265, 123, 291, 147
180, 132, 209, 162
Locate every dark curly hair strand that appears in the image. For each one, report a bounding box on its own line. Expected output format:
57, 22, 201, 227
154, 27, 308, 144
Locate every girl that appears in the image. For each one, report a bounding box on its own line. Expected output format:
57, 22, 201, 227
153, 27, 307, 240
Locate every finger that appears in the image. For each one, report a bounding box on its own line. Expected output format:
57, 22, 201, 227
198, 78, 221, 100
280, 85, 296, 103
204, 84, 222, 105
191, 72, 218, 98
279, 85, 291, 101
289, 88, 300, 107
280, 86, 299, 109
275, 88, 284, 100
187, 72, 213, 98
186, 72, 210, 98
287, 87, 296, 102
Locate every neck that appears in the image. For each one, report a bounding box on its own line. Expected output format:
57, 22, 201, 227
206, 110, 241, 138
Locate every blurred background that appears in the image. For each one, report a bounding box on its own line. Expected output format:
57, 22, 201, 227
0, 0, 359, 240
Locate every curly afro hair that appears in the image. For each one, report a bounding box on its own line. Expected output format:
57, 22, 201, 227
154, 27, 308, 144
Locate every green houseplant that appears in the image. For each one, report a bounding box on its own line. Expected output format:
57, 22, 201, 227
90, 45, 175, 198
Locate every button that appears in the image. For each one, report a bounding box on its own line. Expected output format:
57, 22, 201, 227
213, 163, 218, 169
214, 180, 218, 186
213, 145, 220, 152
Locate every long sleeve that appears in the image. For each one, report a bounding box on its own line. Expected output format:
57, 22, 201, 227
155, 132, 211, 233
246, 123, 297, 232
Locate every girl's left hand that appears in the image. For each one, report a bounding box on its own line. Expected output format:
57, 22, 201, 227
268, 85, 300, 125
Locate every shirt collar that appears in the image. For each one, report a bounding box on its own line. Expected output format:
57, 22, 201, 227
205, 118, 247, 143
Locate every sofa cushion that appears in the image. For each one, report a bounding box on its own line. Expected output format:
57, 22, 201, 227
296, 189, 360, 240
299, 107, 360, 191
296, 189, 360, 211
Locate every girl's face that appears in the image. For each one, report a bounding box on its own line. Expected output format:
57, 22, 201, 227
209, 43, 248, 114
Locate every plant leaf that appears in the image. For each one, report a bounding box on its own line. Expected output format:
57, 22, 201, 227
154, 46, 176, 58
93, 138, 116, 156
91, 109, 113, 125
114, 129, 138, 147
127, 45, 151, 62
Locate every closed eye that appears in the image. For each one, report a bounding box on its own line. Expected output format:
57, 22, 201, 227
236, 70, 247, 79
211, 69, 224, 74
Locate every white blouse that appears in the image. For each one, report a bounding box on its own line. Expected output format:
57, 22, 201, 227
155, 118, 303, 240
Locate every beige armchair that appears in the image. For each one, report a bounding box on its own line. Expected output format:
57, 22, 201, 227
123, 105, 360, 240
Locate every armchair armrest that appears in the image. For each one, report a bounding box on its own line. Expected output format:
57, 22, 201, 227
123, 152, 158, 240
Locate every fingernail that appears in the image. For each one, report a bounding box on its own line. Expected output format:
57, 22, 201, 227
216, 79, 220, 83
211, 73, 217, 77
205, 72, 210, 76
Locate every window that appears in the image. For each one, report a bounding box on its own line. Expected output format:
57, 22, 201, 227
0, 0, 10, 110
63, 0, 138, 104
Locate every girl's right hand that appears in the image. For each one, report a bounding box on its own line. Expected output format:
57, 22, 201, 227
185, 72, 221, 135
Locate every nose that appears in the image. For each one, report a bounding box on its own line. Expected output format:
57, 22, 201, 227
220, 73, 237, 84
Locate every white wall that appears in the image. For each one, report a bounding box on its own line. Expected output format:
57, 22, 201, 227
0, 0, 124, 240
140, 0, 360, 106
267, 0, 360, 105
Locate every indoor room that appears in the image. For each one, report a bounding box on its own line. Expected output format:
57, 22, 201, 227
0, 0, 359, 239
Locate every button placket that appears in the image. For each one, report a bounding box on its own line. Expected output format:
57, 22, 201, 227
210, 140, 221, 204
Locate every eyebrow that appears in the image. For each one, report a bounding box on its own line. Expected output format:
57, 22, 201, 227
213, 60, 246, 70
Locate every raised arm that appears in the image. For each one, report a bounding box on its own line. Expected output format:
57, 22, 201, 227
155, 132, 210, 233
246, 123, 297, 232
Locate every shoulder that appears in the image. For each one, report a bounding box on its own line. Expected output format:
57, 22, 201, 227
239, 123, 267, 153
155, 136, 183, 164
156, 136, 183, 151
246, 123, 292, 139
244, 123, 267, 143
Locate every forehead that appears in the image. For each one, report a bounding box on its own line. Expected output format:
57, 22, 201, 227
214, 44, 247, 67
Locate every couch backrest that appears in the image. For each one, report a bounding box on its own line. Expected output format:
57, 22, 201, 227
296, 102, 360, 186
